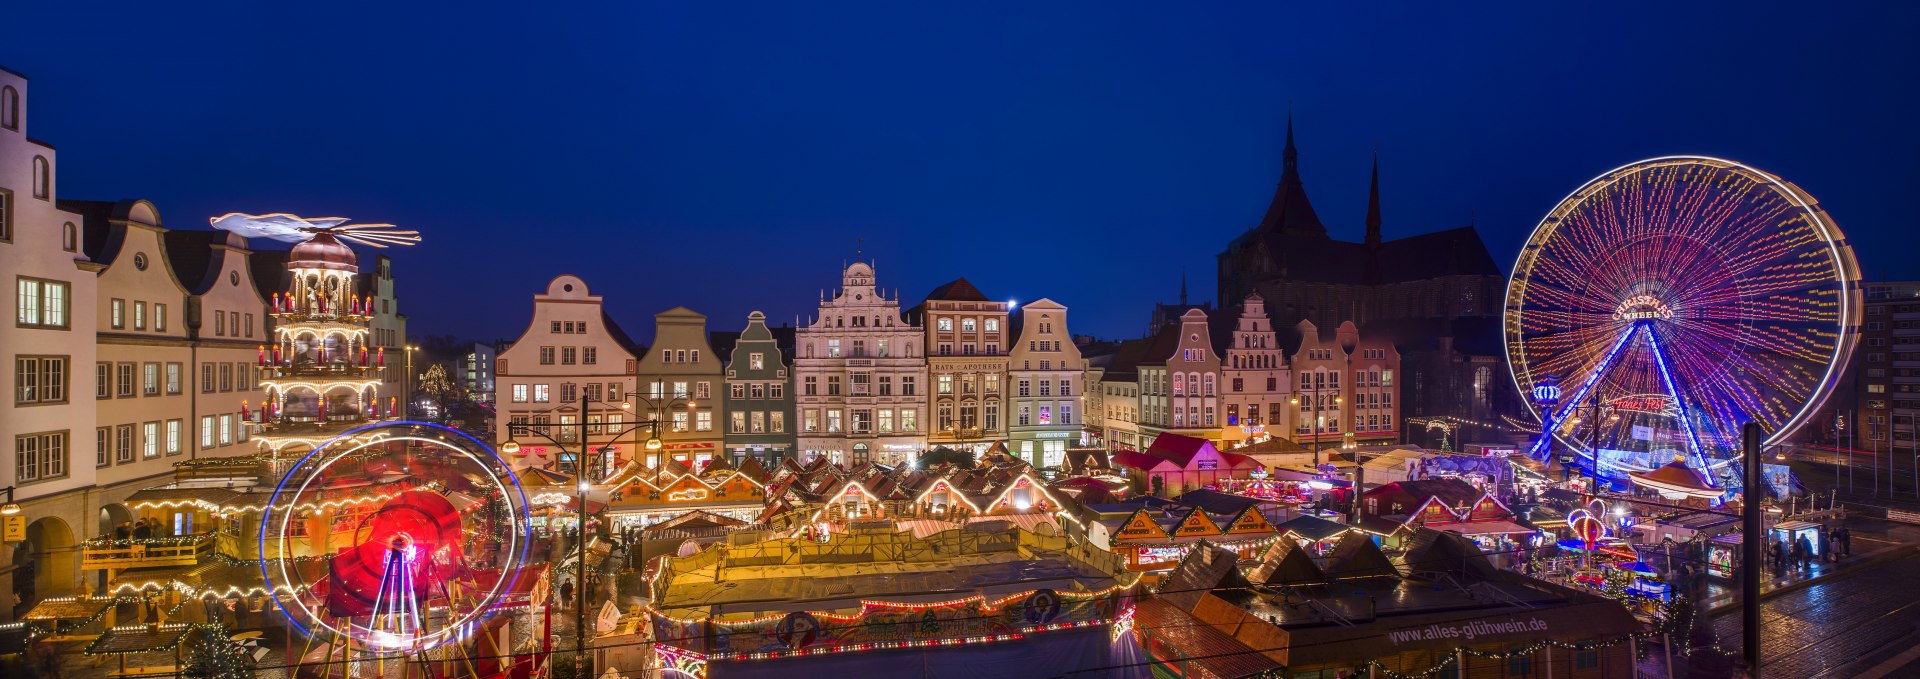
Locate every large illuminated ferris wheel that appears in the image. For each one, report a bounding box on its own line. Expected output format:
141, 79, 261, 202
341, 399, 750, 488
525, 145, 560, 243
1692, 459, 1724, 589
1505, 156, 1861, 484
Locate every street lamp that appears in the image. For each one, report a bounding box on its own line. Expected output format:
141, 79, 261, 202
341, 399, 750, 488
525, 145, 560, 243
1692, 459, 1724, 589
501, 395, 658, 678
0, 486, 20, 515
404, 344, 418, 420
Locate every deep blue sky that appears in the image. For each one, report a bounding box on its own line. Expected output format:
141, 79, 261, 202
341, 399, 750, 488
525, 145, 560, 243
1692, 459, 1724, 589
8, 2, 1916, 344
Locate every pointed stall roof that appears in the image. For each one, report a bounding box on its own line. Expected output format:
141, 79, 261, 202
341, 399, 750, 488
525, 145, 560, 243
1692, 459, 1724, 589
1247, 537, 1327, 585
1321, 531, 1399, 579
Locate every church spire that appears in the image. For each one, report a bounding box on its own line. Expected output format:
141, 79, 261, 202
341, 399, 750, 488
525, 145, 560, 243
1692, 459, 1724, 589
1180, 271, 1189, 306
1255, 111, 1326, 237
1364, 151, 1382, 249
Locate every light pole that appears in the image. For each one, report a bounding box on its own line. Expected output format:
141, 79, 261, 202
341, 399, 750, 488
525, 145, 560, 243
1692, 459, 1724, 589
500, 396, 667, 677
1291, 377, 1341, 466
404, 344, 417, 420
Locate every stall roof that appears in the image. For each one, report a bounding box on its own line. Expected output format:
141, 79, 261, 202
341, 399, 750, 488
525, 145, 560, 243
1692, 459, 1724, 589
23, 597, 112, 621
1275, 515, 1351, 542
85, 623, 195, 655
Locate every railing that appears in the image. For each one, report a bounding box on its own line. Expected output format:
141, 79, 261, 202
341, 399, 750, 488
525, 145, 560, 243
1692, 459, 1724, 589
81, 533, 216, 570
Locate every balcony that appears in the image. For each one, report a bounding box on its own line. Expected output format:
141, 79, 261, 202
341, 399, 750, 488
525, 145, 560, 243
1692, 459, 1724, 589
81, 533, 216, 570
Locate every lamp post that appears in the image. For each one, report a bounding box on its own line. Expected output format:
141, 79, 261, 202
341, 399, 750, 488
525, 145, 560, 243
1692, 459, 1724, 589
500, 396, 666, 677
0, 487, 20, 516
1291, 378, 1341, 466
404, 344, 417, 420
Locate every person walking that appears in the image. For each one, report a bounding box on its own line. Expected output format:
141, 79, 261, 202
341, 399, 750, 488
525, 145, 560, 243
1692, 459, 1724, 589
1795, 534, 1814, 577
1774, 537, 1790, 578
1818, 529, 1833, 564
1840, 526, 1853, 557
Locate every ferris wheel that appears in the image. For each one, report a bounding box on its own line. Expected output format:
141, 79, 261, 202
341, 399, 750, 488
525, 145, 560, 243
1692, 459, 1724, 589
259, 421, 533, 670
1505, 156, 1861, 482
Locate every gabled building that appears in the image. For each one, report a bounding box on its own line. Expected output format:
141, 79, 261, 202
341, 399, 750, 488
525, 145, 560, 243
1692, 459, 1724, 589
635, 307, 726, 468
915, 278, 1009, 455
720, 311, 794, 466
1008, 298, 1083, 467
1138, 309, 1223, 444
605, 456, 770, 528
1357, 479, 1535, 548
1288, 319, 1401, 451
1219, 293, 1290, 451
494, 275, 643, 478
793, 259, 926, 466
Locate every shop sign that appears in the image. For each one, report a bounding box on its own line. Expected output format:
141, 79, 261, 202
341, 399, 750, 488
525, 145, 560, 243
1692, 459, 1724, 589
1387, 617, 1548, 645
2, 516, 22, 542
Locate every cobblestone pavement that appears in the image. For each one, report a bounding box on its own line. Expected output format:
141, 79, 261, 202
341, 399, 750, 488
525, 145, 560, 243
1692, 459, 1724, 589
1698, 519, 1920, 678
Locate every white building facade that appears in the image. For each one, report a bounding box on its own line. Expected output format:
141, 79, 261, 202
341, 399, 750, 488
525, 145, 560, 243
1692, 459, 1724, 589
1220, 293, 1291, 450
1007, 298, 1083, 468
794, 260, 926, 465
495, 275, 642, 477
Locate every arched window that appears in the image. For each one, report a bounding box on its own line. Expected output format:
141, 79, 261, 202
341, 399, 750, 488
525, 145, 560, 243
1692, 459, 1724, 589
0, 86, 16, 131
32, 155, 50, 199
1202, 373, 1216, 397
61, 222, 76, 252
1170, 373, 1184, 396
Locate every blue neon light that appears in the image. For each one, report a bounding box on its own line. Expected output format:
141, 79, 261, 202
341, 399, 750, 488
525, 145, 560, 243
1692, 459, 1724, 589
1528, 327, 1640, 458
1641, 324, 1716, 486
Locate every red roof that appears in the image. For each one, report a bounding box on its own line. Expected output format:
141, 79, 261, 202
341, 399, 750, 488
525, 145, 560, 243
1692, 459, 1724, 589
1112, 449, 1173, 472
1144, 433, 1213, 466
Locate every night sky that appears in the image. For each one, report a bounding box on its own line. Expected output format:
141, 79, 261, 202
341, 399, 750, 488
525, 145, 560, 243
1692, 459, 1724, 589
7, 2, 1916, 344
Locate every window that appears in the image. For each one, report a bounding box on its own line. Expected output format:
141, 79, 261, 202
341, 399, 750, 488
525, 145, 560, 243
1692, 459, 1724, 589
804, 375, 817, 396
1018, 379, 1030, 397
552, 321, 562, 334
804, 409, 819, 432
985, 402, 998, 430
1018, 405, 1031, 426
14, 431, 68, 483
696, 411, 713, 431
15, 356, 68, 405
938, 318, 953, 331
676, 350, 688, 363
533, 384, 551, 402
219, 363, 232, 391
164, 362, 182, 395
901, 409, 918, 431
696, 382, 711, 399
771, 382, 784, 399
827, 376, 841, 396
962, 318, 976, 332
166, 419, 182, 455
561, 347, 577, 365
1040, 379, 1052, 397
731, 383, 746, 399
199, 417, 214, 450
826, 410, 842, 433
902, 376, 916, 396
16, 278, 69, 328
985, 318, 999, 332
672, 411, 689, 432
244, 313, 252, 337
96, 428, 109, 467
512, 384, 528, 402
539, 347, 555, 365
154, 303, 168, 332
731, 411, 746, 433
213, 309, 223, 335
583, 347, 597, 365
142, 362, 159, 396
750, 352, 765, 370
31, 156, 50, 200
827, 339, 841, 358
672, 381, 689, 398
133, 301, 147, 330
0, 86, 15, 132
939, 375, 954, 394
219, 414, 233, 445
201, 363, 215, 393
560, 383, 577, 402
0, 189, 8, 242
96, 362, 111, 399
750, 383, 765, 399
110, 299, 125, 329
608, 383, 622, 401
771, 412, 785, 432
1061, 404, 1073, 425
143, 422, 160, 458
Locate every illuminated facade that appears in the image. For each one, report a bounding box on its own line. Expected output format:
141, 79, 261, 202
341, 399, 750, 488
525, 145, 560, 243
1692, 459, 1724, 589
916, 278, 1009, 454
1, 67, 97, 608
1008, 298, 1083, 467
1219, 292, 1290, 450
1137, 309, 1222, 445
1289, 319, 1400, 449
635, 307, 725, 467
793, 259, 926, 465
494, 275, 642, 476
721, 311, 794, 465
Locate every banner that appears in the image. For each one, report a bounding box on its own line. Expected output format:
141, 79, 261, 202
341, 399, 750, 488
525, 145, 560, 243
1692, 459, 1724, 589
657, 593, 1119, 655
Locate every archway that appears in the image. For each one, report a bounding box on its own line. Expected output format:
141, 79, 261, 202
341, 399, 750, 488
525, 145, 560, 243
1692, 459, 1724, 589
99, 503, 133, 537
14, 517, 77, 612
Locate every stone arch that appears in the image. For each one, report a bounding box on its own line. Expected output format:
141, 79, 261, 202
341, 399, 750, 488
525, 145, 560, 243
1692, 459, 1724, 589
14, 516, 77, 607
98, 502, 134, 537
